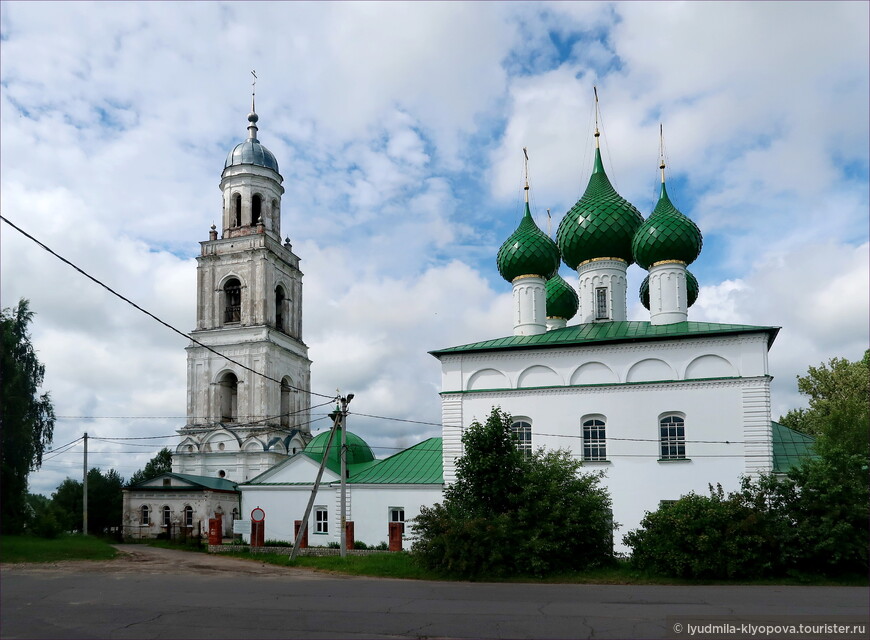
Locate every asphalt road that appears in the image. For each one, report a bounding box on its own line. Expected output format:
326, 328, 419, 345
1, 545, 867, 639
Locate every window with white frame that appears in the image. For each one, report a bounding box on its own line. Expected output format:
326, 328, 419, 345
162, 505, 171, 526
659, 414, 686, 460
140, 505, 150, 525
510, 419, 532, 458
582, 417, 607, 461
315, 507, 328, 534
183, 505, 193, 527
595, 287, 608, 320
390, 507, 405, 535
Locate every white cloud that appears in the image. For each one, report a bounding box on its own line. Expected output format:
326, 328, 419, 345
2, 2, 866, 497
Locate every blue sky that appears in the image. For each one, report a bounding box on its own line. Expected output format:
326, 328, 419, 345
1, 1, 867, 496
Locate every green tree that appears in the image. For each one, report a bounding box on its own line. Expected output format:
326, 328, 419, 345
128, 447, 173, 485
779, 350, 869, 455
50, 468, 125, 537
1, 299, 55, 534
413, 407, 614, 578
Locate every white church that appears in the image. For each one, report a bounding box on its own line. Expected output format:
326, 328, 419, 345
123, 99, 810, 551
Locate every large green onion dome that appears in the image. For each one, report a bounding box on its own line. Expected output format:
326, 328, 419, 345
632, 181, 702, 270
546, 273, 579, 320
639, 270, 699, 310
497, 202, 561, 282
556, 147, 645, 269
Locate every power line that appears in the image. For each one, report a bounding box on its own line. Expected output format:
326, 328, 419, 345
1, 214, 336, 400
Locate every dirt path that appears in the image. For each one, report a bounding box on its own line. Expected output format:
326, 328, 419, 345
1, 543, 334, 578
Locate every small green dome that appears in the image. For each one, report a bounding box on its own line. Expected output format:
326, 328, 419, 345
632, 182, 703, 270
639, 269, 699, 310
497, 202, 561, 282
546, 273, 579, 320
305, 428, 375, 467
556, 148, 645, 269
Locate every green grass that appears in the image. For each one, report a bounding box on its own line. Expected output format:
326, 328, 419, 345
218, 548, 869, 586
0, 535, 119, 563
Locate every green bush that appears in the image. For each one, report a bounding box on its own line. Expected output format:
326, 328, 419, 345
624, 453, 869, 580
412, 407, 615, 579
29, 507, 63, 539
623, 483, 790, 579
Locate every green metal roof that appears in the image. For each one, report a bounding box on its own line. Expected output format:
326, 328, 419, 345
348, 438, 443, 484
771, 421, 817, 474
430, 321, 780, 356
496, 202, 561, 282
127, 473, 238, 492
632, 181, 703, 269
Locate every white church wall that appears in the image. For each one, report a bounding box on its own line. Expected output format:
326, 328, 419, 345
437, 332, 773, 554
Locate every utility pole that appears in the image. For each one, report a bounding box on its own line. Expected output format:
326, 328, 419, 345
339, 393, 354, 558
290, 400, 342, 561
82, 432, 88, 536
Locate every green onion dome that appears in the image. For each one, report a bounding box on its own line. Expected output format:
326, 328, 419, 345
497, 202, 561, 283
632, 181, 702, 270
546, 273, 579, 320
556, 148, 645, 269
639, 270, 699, 310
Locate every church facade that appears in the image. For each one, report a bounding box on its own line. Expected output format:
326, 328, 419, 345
430, 130, 785, 551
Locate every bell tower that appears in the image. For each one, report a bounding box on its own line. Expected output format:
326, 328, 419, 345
173, 94, 312, 483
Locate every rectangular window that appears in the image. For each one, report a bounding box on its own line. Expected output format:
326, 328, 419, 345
315, 507, 329, 534
511, 420, 532, 458
659, 415, 686, 459
582, 419, 607, 461
595, 287, 608, 320
390, 508, 405, 535
162, 507, 171, 526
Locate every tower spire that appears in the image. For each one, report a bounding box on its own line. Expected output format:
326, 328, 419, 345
523, 146, 530, 204
593, 85, 601, 148
247, 70, 259, 141
251, 69, 257, 114
659, 123, 666, 184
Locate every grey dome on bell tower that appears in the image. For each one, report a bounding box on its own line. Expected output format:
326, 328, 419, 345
224, 110, 280, 173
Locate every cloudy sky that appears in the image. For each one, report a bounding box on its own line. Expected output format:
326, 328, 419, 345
2, 2, 867, 497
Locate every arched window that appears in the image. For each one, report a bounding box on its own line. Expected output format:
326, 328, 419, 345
582, 417, 607, 461
162, 505, 171, 527
224, 278, 241, 324
510, 419, 532, 458
252, 194, 262, 225
275, 286, 286, 332
140, 505, 150, 525
183, 505, 193, 527
281, 376, 292, 428
219, 372, 238, 422
660, 414, 686, 460
232, 193, 242, 227
232, 508, 240, 521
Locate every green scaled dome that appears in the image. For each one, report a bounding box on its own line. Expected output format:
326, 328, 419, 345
556, 147, 645, 269
497, 202, 561, 282
632, 182, 703, 270
639, 270, 699, 310
546, 273, 579, 320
